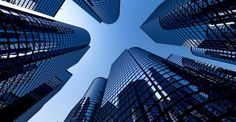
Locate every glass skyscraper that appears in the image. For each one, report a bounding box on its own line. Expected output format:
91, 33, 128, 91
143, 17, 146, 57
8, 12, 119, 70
1, 0, 65, 16
65, 77, 107, 122
97, 47, 236, 121
73, 0, 120, 24
0, 70, 72, 122
0, 4, 90, 121
141, 0, 236, 64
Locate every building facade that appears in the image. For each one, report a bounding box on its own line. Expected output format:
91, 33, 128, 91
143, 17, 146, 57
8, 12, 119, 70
0, 70, 72, 122
98, 47, 236, 121
73, 0, 120, 24
141, 0, 236, 64
0, 4, 90, 121
1, 0, 65, 16
65, 77, 107, 122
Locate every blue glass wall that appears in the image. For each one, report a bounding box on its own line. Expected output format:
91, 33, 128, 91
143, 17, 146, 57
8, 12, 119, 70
0, 70, 72, 121
73, 0, 102, 23
73, 0, 120, 24
98, 47, 236, 121
65, 77, 107, 122
1, 0, 65, 16
0, 4, 90, 121
141, 0, 236, 64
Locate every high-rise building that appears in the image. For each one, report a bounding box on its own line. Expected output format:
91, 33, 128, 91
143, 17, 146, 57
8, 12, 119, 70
99, 79, 159, 122
0, 4, 90, 121
73, 0, 120, 24
0, 70, 72, 122
141, 0, 236, 64
65, 77, 107, 122
1, 0, 65, 16
98, 47, 236, 121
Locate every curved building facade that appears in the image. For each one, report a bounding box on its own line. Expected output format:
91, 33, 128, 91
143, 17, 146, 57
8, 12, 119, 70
0, 4, 90, 121
65, 77, 107, 122
141, 0, 236, 64
73, 0, 120, 24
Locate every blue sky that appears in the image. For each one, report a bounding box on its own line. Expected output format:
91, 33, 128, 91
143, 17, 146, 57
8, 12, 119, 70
29, 0, 236, 121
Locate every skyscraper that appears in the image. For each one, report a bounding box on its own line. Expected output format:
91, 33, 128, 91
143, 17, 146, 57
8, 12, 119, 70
73, 0, 120, 24
98, 47, 236, 121
100, 79, 159, 122
0, 70, 72, 122
65, 77, 107, 122
0, 4, 90, 121
1, 0, 65, 16
141, 0, 236, 64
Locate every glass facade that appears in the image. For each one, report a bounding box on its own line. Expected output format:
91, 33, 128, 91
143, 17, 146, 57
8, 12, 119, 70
1, 0, 65, 16
0, 4, 90, 121
73, 0, 120, 24
65, 77, 107, 122
0, 70, 72, 122
191, 47, 236, 64
167, 54, 236, 89
73, 0, 102, 23
98, 47, 236, 121
141, 0, 236, 64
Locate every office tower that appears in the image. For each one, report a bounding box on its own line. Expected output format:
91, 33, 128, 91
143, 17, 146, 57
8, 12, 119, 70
73, 0, 120, 24
167, 54, 236, 88
141, 0, 236, 64
65, 77, 107, 122
1, 0, 65, 16
98, 47, 236, 121
99, 80, 159, 122
0, 4, 90, 121
1, 70, 72, 122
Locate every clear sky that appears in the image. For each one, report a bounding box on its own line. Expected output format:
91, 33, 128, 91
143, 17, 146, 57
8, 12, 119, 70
29, 0, 236, 121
